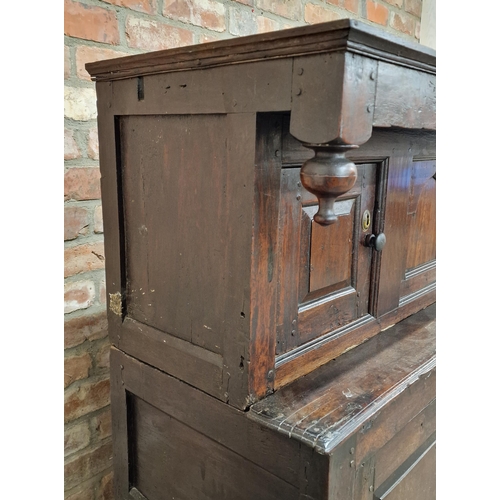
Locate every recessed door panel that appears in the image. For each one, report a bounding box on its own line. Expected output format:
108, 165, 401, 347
275, 163, 380, 354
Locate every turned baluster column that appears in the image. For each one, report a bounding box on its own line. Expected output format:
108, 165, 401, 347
290, 50, 378, 225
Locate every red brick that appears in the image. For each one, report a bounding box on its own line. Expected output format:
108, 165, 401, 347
65, 206, 89, 241
404, 0, 422, 17
65, 378, 111, 423
87, 127, 99, 160
65, 129, 81, 160
305, 3, 342, 24
65, 352, 92, 388
229, 8, 257, 36
94, 205, 103, 233
126, 17, 194, 51
65, 168, 101, 201
65, 46, 71, 79
255, 0, 302, 20
64, 280, 96, 314
164, 0, 226, 32
91, 408, 112, 440
64, 0, 119, 44
257, 16, 280, 34
64, 440, 113, 490
97, 471, 114, 500
76, 46, 129, 81
325, 0, 341, 6
101, 0, 156, 14
390, 11, 415, 35
65, 311, 108, 349
343, 0, 358, 14
65, 242, 105, 278
366, 0, 388, 25
64, 420, 91, 456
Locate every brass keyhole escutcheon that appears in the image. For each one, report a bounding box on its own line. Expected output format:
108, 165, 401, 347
362, 210, 371, 231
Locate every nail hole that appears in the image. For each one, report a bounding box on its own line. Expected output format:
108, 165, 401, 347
137, 76, 144, 101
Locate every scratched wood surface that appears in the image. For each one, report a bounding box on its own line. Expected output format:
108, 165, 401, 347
249, 303, 435, 453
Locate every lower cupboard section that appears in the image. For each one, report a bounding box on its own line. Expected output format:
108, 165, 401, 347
111, 313, 436, 500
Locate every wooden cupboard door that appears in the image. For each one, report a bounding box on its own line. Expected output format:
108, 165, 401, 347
399, 160, 436, 307
276, 163, 380, 354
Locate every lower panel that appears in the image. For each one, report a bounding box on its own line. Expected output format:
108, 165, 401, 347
128, 395, 297, 500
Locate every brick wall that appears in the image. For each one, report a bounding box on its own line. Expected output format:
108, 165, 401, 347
63, 0, 424, 497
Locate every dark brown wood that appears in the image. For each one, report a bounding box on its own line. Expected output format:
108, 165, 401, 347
86, 19, 435, 82
249, 304, 435, 453
89, 19, 436, 500
375, 400, 436, 487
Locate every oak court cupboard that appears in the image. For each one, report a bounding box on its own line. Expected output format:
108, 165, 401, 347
87, 18, 436, 500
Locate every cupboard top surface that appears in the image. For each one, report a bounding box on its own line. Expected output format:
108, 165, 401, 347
86, 18, 435, 82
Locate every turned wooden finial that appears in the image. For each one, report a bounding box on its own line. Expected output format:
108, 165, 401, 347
300, 143, 358, 225
289, 51, 377, 225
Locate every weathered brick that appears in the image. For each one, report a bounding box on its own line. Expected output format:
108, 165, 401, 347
65, 46, 71, 79
390, 11, 414, 35
95, 341, 110, 372
65, 129, 81, 160
91, 407, 112, 440
65, 378, 111, 423
65, 352, 92, 388
199, 33, 220, 43
255, 0, 302, 20
99, 278, 107, 306
64, 0, 119, 44
229, 7, 257, 36
325, 0, 341, 6
257, 16, 280, 33
164, 0, 226, 32
343, 0, 358, 14
94, 205, 103, 234
87, 127, 99, 160
64, 87, 97, 121
415, 19, 420, 40
65, 168, 101, 201
64, 440, 113, 490
64, 280, 96, 314
76, 46, 129, 81
126, 17, 194, 51
404, 0, 422, 17
366, 0, 389, 25
305, 3, 341, 24
64, 420, 91, 456
101, 0, 156, 14
65, 242, 106, 278
65, 311, 108, 349
383, 0, 403, 6
97, 471, 114, 500
65, 206, 89, 241
233, 0, 253, 5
